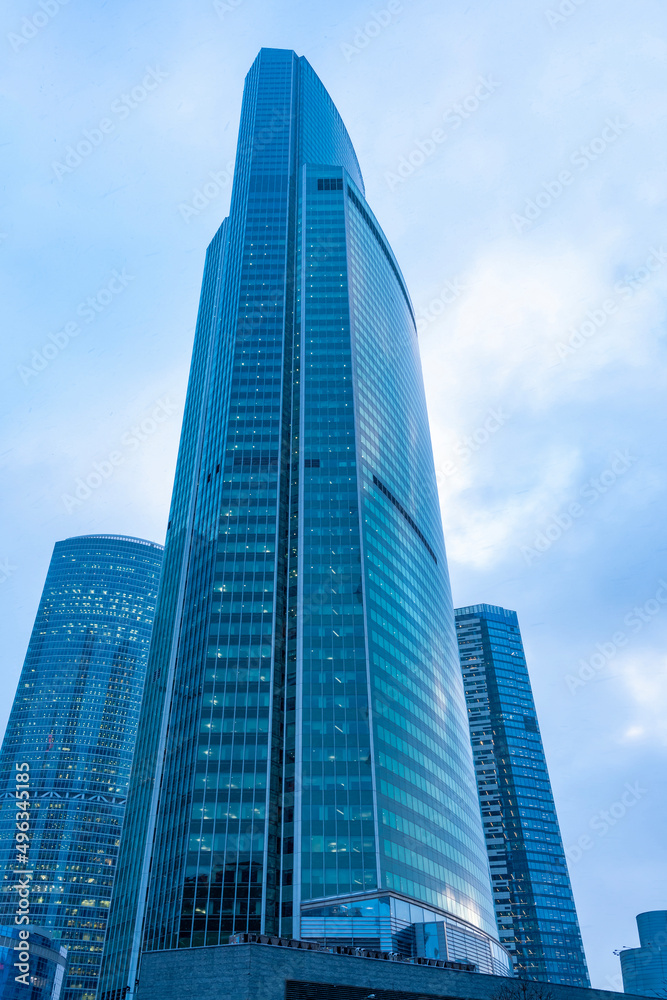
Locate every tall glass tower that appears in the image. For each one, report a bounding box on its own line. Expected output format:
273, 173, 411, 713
454, 604, 589, 986
0, 534, 163, 1000
100, 49, 510, 1000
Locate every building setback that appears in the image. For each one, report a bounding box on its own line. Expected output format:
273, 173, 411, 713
455, 603, 589, 986
620, 911, 667, 996
99, 47, 510, 1000
0, 534, 163, 1000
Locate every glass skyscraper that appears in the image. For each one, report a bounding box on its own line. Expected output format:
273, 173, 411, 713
0, 534, 163, 1000
455, 603, 589, 986
620, 911, 667, 996
100, 49, 510, 1000
0, 925, 68, 1000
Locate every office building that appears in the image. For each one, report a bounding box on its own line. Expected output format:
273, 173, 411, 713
100, 47, 511, 999
0, 924, 67, 1000
455, 603, 589, 986
620, 911, 667, 996
0, 534, 163, 1000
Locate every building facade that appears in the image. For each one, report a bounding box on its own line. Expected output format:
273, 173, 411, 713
99, 47, 510, 1000
455, 604, 589, 986
0, 534, 163, 1000
620, 911, 667, 996
0, 925, 68, 1000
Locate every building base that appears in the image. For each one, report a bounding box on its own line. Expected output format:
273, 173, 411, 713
135, 938, 645, 1000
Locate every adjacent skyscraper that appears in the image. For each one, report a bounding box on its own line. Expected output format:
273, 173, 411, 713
620, 911, 667, 996
100, 47, 510, 999
0, 534, 163, 1000
455, 604, 589, 986
0, 925, 67, 1000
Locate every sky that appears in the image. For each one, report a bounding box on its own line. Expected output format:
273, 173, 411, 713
1, 0, 666, 989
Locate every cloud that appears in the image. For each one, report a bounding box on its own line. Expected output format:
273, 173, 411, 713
616, 653, 667, 747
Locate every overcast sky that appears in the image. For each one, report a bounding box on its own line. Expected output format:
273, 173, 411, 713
2, 0, 666, 988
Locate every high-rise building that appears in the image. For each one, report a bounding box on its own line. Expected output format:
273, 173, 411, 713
0, 924, 68, 1000
99, 48, 511, 1000
0, 534, 163, 1000
620, 911, 667, 996
454, 603, 589, 986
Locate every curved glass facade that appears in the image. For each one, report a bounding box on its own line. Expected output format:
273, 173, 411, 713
0, 534, 163, 1000
620, 911, 667, 996
99, 49, 510, 1000
0, 925, 68, 1000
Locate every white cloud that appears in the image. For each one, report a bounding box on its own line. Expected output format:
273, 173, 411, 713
616, 653, 667, 747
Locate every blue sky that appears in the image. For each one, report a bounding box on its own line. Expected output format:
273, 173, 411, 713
1, 0, 666, 988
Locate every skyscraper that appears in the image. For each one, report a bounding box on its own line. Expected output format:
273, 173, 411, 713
0, 925, 68, 1000
0, 534, 163, 1000
100, 49, 510, 999
620, 911, 667, 996
454, 603, 589, 986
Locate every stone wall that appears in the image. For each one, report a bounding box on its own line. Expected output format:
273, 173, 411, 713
135, 942, 641, 1000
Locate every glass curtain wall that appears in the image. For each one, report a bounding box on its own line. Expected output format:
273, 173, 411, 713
0, 535, 163, 1000
455, 604, 590, 986
100, 50, 510, 1000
